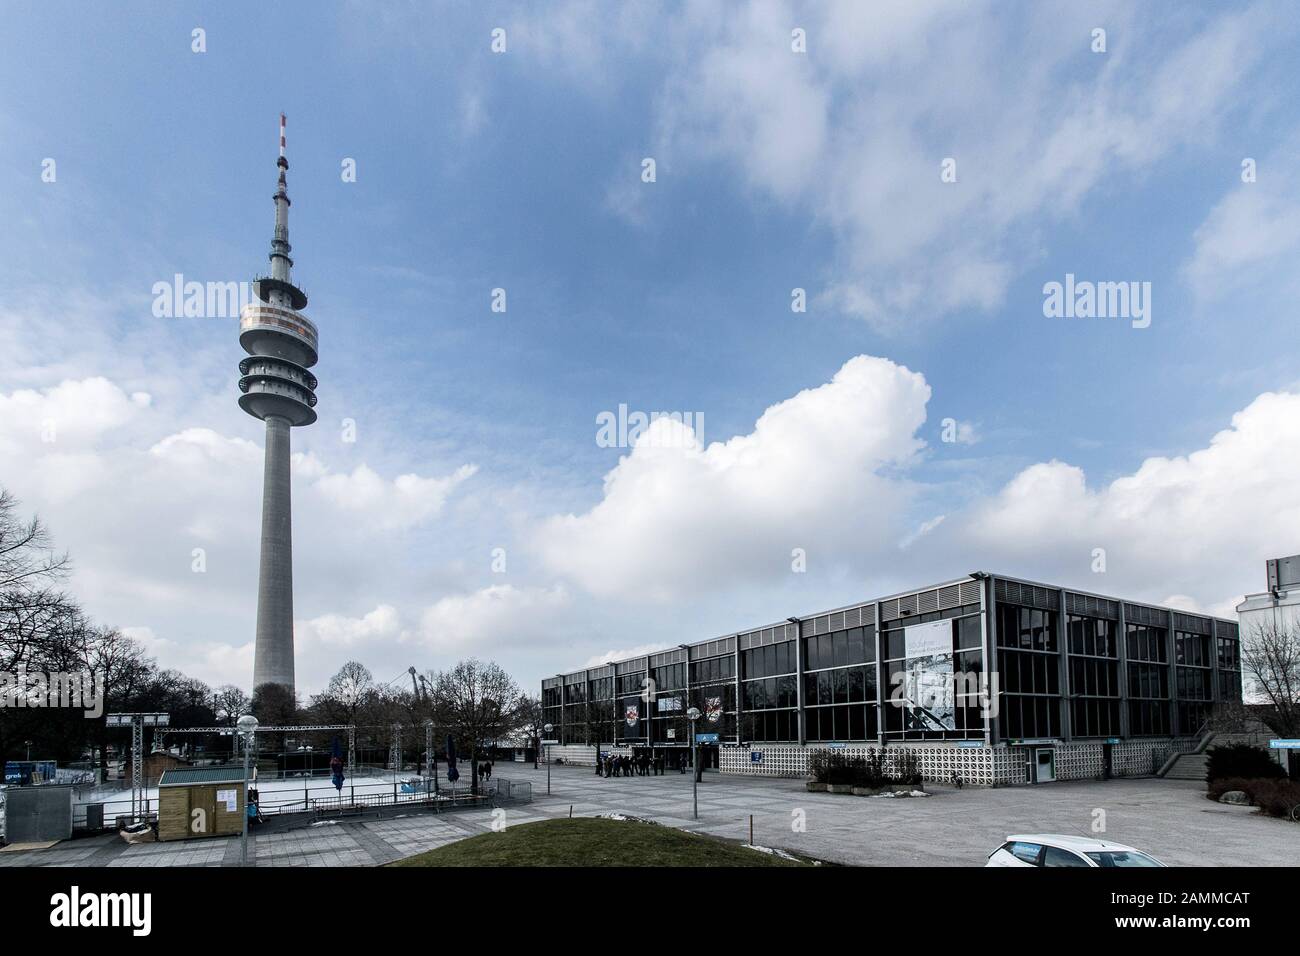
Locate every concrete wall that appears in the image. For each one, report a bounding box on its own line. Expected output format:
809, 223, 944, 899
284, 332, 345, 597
719, 739, 1196, 786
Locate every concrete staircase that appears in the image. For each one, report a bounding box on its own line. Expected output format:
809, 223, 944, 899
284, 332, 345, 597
1162, 752, 1208, 781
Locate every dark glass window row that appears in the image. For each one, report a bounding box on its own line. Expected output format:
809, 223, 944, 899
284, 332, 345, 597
803, 626, 875, 671
1175, 631, 1211, 668
741, 675, 798, 710
616, 673, 645, 695
806, 703, 878, 741
1178, 701, 1213, 734
740, 709, 797, 742
1000, 694, 1061, 739
997, 606, 1058, 653
1126, 624, 1168, 663
542, 688, 561, 709
1216, 638, 1240, 671
1176, 666, 1211, 701
1217, 670, 1240, 700
650, 662, 686, 692
741, 641, 796, 679
1128, 661, 1169, 700
1129, 700, 1169, 736
803, 665, 876, 706
1067, 614, 1117, 657
564, 684, 587, 703
1071, 697, 1120, 738
998, 648, 1060, 696
1069, 656, 1119, 698
589, 677, 613, 700
690, 655, 734, 684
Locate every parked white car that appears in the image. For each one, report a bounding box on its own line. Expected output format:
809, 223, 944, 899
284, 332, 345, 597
986, 834, 1165, 867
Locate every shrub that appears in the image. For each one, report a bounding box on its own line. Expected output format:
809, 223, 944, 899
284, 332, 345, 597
807, 750, 830, 784
1206, 744, 1285, 782
886, 749, 922, 786
1249, 779, 1300, 820
1206, 776, 1256, 801
1204, 776, 1300, 821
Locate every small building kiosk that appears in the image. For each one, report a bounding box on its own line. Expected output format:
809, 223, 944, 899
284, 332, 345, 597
157, 766, 246, 842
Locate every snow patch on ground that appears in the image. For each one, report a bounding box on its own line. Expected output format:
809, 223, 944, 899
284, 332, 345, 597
594, 812, 658, 825
872, 789, 929, 798
744, 843, 818, 864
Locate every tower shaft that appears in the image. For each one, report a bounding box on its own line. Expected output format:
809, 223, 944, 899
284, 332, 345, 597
252, 414, 295, 691
240, 114, 318, 698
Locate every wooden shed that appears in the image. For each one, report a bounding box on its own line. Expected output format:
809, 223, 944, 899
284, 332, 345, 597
157, 766, 246, 842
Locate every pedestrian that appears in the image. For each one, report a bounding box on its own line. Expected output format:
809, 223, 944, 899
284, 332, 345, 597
484, 761, 492, 782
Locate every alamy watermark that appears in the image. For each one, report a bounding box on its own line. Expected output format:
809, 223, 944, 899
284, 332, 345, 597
596, 404, 704, 449
152, 273, 255, 318
1042, 273, 1150, 329
0, 667, 105, 718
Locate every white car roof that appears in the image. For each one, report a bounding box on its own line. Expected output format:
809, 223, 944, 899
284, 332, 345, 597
1005, 834, 1141, 853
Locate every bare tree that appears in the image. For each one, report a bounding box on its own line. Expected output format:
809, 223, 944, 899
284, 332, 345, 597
1242, 618, 1300, 738
311, 660, 374, 725
213, 685, 252, 726
431, 659, 521, 793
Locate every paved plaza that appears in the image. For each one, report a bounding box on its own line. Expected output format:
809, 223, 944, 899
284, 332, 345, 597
2, 763, 1297, 867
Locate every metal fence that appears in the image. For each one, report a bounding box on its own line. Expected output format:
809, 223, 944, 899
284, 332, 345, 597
56, 774, 531, 835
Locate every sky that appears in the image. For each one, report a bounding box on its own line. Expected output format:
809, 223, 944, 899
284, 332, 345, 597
2, 1, 1300, 697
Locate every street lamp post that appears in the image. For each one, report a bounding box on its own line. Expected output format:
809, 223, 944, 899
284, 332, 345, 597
237, 714, 259, 867
686, 707, 701, 820
543, 723, 553, 795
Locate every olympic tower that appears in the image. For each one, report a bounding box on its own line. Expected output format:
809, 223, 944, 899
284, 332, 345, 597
238, 114, 318, 694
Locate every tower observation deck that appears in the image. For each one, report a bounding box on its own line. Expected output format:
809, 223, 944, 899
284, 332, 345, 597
239, 114, 317, 694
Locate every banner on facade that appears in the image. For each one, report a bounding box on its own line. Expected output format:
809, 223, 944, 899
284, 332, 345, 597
901, 619, 955, 731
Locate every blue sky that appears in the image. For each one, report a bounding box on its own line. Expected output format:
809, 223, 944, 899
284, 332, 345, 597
3, 1, 1300, 695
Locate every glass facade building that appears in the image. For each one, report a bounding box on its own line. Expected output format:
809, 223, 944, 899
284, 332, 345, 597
542, 573, 1242, 756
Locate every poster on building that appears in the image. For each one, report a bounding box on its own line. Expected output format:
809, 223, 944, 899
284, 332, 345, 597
901, 619, 955, 731
623, 699, 641, 733
705, 696, 722, 722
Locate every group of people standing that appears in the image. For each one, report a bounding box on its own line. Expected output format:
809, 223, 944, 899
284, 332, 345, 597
598, 750, 688, 777
476, 760, 493, 783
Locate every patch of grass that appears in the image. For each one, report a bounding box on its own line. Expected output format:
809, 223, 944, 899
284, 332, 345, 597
390, 817, 817, 867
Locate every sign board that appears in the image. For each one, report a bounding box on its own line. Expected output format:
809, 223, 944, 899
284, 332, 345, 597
656, 696, 683, 712
1269, 739, 1300, 749
750, 751, 764, 763
956, 740, 984, 749
827, 742, 846, 750
216, 789, 237, 812
541, 739, 560, 745
903, 619, 951, 658
1104, 738, 1122, 745
695, 733, 720, 744
666, 729, 675, 739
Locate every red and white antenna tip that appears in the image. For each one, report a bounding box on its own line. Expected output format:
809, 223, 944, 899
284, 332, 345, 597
279, 114, 287, 158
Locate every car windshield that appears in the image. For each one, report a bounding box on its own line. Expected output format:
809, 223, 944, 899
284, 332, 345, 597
1085, 850, 1162, 867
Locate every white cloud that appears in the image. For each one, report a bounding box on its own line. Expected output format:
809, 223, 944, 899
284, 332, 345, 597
1184, 134, 1300, 302
297, 604, 402, 649
519, 0, 1280, 331
539, 355, 929, 600
410, 584, 572, 652
952, 390, 1300, 603
314, 463, 478, 531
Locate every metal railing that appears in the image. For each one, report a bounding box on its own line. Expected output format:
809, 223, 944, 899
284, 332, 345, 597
63, 775, 531, 834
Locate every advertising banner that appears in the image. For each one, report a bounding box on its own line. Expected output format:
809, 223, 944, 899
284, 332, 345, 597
901, 620, 955, 731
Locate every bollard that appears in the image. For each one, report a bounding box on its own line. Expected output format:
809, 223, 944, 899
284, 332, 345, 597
749, 814, 753, 846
